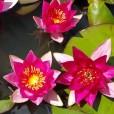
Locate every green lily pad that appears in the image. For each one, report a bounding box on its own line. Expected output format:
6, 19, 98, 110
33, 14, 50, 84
63, 24, 114, 114
64, 24, 114, 58
88, 1, 114, 26
78, 95, 114, 114
88, 0, 114, 4
0, 98, 14, 113
103, 0, 114, 4
52, 106, 85, 114
52, 95, 114, 114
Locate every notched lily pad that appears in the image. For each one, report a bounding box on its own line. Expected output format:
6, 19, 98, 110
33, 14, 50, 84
64, 24, 114, 58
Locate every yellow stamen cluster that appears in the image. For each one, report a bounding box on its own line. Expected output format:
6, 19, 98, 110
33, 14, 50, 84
21, 65, 45, 90
51, 8, 66, 24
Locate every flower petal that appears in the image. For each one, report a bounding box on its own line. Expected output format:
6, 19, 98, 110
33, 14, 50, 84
51, 33, 64, 43
61, 14, 82, 32
91, 39, 111, 61
9, 55, 23, 70
61, 0, 72, 10
94, 55, 107, 71
20, 89, 34, 98
75, 89, 89, 104
103, 66, 114, 79
72, 14, 83, 24
94, 56, 114, 79
99, 76, 108, 89
41, 51, 52, 66
42, 0, 50, 21
31, 97, 43, 106
50, 0, 60, 6
33, 16, 45, 29
53, 53, 73, 63
0, 1, 4, 12
56, 72, 73, 85
20, 89, 45, 104
44, 90, 63, 106
85, 90, 98, 106
73, 14, 83, 21
61, 61, 77, 73
13, 62, 23, 74
34, 60, 50, 73
3, 73, 19, 87
73, 46, 94, 68
68, 90, 75, 106
53, 70, 61, 81
11, 89, 28, 103
46, 24, 60, 33
25, 50, 38, 62
3, 0, 18, 12
73, 46, 90, 62
70, 78, 84, 90
100, 82, 114, 98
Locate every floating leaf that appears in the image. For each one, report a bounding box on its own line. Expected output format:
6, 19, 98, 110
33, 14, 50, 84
52, 106, 85, 114
64, 24, 114, 57
88, 1, 114, 26
103, 0, 114, 4
0, 98, 14, 113
78, 95, 114, 114
88, 0, 114, 5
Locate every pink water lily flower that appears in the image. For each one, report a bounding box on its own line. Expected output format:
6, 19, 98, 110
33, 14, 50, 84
0, 0, 18, 12
3, 51, 63, 106
0, 0, 4, 12
54, 39, 114, 106
33, 0, 82, 43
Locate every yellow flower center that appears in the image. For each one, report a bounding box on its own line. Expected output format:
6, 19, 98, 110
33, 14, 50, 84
49, 8, 66, 24
28, 75, 39, 85
21, 65, 45, 91
53, 18, 61, 24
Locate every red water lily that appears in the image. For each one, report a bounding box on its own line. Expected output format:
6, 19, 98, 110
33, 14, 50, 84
33, 0, 82, 43
0, 0, 18, 12
54, 39, 114, 106
4, 51, 63, 106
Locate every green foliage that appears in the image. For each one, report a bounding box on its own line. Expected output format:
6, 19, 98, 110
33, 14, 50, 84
104, 0, 114, 4
88, 1, 114, 26
88, 0, 114, 4
0, 98, 14, 113
52, 106, 85, 114
78, 95, 114, 114
64, 24, 114, 58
